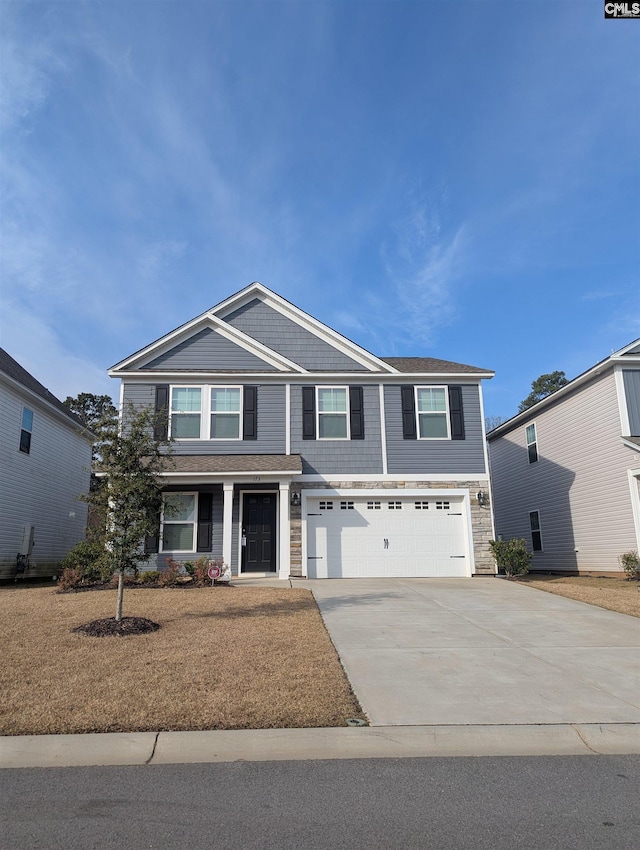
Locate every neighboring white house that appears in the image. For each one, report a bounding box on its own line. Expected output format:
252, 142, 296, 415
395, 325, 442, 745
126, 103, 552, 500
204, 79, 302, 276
0, 349, 93, 580
487, 340, 640, 574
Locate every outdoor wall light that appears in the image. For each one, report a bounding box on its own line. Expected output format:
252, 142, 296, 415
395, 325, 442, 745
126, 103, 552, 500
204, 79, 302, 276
290, 492, 301, 508
476, 491, 487, 506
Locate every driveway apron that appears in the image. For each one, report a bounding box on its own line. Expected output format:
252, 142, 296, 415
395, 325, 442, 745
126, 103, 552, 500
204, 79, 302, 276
300, 578, 640, 727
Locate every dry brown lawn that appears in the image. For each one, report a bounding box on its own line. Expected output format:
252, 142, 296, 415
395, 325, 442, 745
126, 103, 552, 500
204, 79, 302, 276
0, 585, 365, 736
517, 575, 640, 618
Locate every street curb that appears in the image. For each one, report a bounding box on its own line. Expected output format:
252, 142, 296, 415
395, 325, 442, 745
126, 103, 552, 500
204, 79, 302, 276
2, 723, 640, 769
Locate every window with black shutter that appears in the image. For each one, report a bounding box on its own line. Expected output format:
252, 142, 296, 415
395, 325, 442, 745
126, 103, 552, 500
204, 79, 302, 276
154, 385, 169, 441
302, 386, 316, 439
349, 386, 365, 440
243, 386, 258, 441
401, 386, 417, 439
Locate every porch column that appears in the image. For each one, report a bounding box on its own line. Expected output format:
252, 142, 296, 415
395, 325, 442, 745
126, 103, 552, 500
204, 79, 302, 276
222, 483, 234, 575
278, 481, 291, 580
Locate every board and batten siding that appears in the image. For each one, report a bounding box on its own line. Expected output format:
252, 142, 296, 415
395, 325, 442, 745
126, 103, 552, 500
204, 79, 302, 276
290, 383, 383, 474
0, 382, 91, 578
622, 369, 640, 435
223, 299, 370, 371
140, 327, 278, 371
384, 384, 487, 475
121, 382, 286, 454
489, 370, 638, 572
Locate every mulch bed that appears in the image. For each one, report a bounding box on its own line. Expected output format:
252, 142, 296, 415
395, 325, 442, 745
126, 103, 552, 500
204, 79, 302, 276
72, 616, 161, 637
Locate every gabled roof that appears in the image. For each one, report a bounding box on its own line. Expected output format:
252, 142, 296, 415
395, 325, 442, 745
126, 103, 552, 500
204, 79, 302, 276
0, 348, 84, 429
109, 282, 493, 378
487, 338, 640, 440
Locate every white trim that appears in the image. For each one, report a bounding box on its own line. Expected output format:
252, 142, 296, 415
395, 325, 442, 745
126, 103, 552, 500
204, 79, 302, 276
209, 385, 243, 441
301, 487, 475, 579
379, 384, 388, 475
614, 366, 631, 435
109, 312, 306, 374
628, 469, 640, 553
118, 381, 124, 417
478, 383, 496, 540
113, 371, 492, 383
213, 282, 397, 374
160, 491, 198, 553
316, 386, 350, 440
298, 473, 490, 482
415, 385, 451, 440
278, 483, 290, 579
169, 385, 204, 441
222, 483, 234, 573
285, 383, 291, 455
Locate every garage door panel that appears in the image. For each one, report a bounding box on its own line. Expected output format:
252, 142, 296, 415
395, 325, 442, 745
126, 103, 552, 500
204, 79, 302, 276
307, 495, 468, 579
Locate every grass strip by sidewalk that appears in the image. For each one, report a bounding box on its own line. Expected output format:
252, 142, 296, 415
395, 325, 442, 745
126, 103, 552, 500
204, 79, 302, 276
517, 575, 640, 618
0, 586, 365, 736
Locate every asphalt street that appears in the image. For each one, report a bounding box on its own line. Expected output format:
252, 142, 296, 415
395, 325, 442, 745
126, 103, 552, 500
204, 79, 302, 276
2, 755, 639, 850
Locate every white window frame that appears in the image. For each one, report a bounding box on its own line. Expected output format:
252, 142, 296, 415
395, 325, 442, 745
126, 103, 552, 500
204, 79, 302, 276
316, 386, 350, 440
415, 386, 450, 440
169, 386, 203, 440
209, 386, 243, 441
160, 491, 198, 553
19, 406, 33, 454
526, 422, 538, 464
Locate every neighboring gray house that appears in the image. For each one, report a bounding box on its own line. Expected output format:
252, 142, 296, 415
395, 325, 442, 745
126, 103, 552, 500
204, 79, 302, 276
109, 282, 496, 580
487, 340, 640, 574
0, 349, 93, 579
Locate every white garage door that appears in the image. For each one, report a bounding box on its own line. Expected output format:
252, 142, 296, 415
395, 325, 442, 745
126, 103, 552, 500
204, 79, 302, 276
306, 494, 469, 578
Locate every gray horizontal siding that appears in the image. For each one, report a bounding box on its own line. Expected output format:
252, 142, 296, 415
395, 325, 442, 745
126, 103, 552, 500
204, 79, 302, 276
489, 371, 637, 572
384, 384, 487, 475
141, 327, 278, 371
122, 383, 286, 454
0, 382, 91, 578
224, 299, 369, 371
290, 384, 383, 474
623, 369, 640, 435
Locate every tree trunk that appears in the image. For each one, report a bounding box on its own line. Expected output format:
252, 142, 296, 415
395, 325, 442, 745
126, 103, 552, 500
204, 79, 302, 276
115, 570, 124, 621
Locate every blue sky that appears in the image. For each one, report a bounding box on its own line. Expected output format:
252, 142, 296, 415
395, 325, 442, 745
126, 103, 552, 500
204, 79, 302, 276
1, 0, 639, 421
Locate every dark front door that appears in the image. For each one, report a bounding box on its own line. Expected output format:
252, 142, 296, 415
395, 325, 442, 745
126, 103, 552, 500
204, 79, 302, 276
242, 493, 277, 572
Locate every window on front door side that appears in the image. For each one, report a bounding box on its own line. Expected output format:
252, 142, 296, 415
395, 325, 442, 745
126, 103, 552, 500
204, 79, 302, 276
161, 493, 197, 551
416, 387, 449, 439
317, 387, 348, 439
170, 388, 202, 439
210, 387, 241, 439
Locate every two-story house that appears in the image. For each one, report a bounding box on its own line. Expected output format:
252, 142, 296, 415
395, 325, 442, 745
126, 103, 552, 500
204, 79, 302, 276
109, 283, 495, 580
487, 339, 640, 574
0, 349, 93, 580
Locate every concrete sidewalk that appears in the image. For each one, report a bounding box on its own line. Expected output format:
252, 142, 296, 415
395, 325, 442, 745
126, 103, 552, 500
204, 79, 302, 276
2, 723, 640, 769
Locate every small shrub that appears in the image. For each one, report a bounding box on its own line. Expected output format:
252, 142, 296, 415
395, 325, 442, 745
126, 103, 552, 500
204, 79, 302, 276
60, 540, 109, 583
139, 570, 162, 584
58, 567, 85, 590
489, 538, 532, 577
193, 556, 223, 586
619, 550, 640, 580
159, 558, 183, 587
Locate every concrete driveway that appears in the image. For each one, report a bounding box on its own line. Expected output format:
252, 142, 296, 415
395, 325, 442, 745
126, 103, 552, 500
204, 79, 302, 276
300, 578, 640, 727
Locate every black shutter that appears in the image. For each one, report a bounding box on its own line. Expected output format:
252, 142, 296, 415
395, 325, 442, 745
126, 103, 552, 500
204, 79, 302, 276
302, 387, 316, 440
349, 386, 365, 440
196, 492, 213, 552
154, 385, 169, 441
243, 386, 258, 440
144, 503, 161, 554
448, 386, 465, 440
401, 386, 417, 439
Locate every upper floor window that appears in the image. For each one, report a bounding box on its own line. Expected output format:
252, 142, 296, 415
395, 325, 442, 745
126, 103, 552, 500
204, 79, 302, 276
317, 387, 349, 439
210, 387, 242, 439
526, 423, 538, 463
416, 387, 450, 439
19, 407, 33, 454
170, 387, 201, 439
161, 492, 197, 552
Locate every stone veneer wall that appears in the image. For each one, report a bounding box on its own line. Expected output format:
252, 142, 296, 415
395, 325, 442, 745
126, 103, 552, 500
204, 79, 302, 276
288, 480, 495, 578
